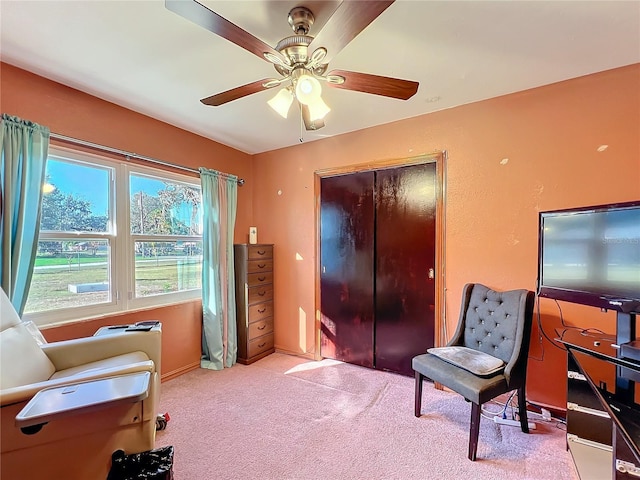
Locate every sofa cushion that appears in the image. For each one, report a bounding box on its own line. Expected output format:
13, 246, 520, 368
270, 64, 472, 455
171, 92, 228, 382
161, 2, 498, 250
427, 346, 505, 377
0, 324, 56, 389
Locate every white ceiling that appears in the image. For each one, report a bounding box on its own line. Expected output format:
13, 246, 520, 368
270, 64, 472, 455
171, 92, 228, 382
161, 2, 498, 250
1, 1, 639, 155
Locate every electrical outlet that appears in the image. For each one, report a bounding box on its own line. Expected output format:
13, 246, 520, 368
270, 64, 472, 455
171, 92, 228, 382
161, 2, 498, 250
541, 408, 552, 421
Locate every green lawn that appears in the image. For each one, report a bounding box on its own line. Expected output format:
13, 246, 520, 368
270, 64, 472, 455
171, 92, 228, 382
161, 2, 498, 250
34, 254, 173, 267
25, 261, 201, 314
34, 254, 107, 267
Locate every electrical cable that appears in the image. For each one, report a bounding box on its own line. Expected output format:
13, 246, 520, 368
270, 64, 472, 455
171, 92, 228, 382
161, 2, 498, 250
535, 294, 569, 353
552, 298, 607, 335
483, 395, 565, 427
528, 295, 545, 361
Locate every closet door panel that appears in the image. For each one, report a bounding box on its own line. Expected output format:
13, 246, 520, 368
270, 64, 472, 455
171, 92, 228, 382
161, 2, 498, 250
320, 172, 375, 368
374, 163, 437, 375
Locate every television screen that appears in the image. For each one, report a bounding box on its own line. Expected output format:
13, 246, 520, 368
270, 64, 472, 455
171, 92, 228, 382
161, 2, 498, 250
538, 201, 640, 313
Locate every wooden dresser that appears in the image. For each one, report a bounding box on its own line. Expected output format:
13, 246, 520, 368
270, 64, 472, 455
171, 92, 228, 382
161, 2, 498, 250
234, 244, 275, 364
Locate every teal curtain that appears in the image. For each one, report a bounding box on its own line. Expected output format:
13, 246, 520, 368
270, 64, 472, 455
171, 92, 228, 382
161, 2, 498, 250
200, 168, 238, 370
0, 114, 50, 313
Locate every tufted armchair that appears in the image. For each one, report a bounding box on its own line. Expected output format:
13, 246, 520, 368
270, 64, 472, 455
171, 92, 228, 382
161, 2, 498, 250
412, 283, 535, 460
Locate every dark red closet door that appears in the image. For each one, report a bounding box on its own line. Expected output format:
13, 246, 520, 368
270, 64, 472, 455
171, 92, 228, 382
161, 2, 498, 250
320, 171, 375, 368
375, 163, 436, 375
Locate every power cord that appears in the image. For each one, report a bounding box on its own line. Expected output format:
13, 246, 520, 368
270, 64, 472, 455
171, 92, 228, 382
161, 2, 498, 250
530, 294, 575, 362
550, 297, 607, 336
481, 393, 567, 429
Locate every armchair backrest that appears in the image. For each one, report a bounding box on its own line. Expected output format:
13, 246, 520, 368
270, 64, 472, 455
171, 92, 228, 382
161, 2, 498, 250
0, 289, 55, 390
462, 284, 527, 361
1, 288, 22, 332
450, 283, 534, 385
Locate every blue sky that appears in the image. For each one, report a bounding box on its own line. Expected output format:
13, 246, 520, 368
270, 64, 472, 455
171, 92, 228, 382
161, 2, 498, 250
46, 159, 110, 215
46, 159, 170, 216
46, 158, 201, 228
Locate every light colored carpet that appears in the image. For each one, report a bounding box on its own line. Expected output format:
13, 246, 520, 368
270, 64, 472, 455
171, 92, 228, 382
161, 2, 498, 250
156, 353, 577, 480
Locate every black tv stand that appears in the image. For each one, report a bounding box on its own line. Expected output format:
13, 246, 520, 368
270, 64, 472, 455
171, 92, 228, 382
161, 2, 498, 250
616, 312, 638, 393
557, 319, 640, 480
616, 312, 637, 349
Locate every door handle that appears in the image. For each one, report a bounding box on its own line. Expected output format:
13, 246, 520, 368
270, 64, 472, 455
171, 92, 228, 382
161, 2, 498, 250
428, 268, 435, 279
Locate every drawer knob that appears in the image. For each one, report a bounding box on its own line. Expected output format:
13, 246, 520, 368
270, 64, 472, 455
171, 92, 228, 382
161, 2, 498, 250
258, 342, 266, 348
258, 308, 266, 313
258, 264, 266, 269
258, 291, 266, 296
257, 325, 266, 330
258, 276, 266, 281
257, 250, 266, 255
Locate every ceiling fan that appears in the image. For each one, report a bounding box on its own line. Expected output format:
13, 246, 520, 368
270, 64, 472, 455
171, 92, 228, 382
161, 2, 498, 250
165, 0, 419, 131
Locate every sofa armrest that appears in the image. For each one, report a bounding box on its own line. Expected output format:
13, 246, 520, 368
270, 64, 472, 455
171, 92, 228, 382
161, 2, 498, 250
0, 360, 154, 408
41, 330, 161, 373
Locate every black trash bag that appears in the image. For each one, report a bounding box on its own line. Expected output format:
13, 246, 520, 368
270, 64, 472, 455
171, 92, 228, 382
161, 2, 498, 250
107, 446, 174, 480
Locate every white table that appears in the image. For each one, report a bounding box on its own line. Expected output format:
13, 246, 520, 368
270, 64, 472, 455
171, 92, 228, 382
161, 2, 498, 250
16, 371, 150, 431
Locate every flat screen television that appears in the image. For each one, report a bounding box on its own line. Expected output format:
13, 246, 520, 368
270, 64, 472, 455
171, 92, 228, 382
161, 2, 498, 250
537, 200, 640, 314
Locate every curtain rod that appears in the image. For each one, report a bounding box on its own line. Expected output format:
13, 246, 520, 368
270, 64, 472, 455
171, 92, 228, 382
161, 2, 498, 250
49, 132, 245, 186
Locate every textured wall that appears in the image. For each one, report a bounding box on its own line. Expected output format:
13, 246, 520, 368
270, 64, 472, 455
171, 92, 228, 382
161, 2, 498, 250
0, 62, 255, 379
2, 61, 638, 407
251, 64, 640, 409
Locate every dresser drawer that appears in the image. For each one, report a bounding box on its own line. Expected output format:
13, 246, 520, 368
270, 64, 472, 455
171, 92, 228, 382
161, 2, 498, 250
249, 318, 274, 339
248, 271, 273, 286
248, 245, 273, 260
247, 259, 273, 274
248, 285, 273, 304
249, 302, 273, 321
248, 333, 274, 358
234, 243, 275, 365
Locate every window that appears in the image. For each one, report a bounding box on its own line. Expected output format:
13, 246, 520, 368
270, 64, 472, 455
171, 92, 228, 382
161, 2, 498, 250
24, 148, 202, 326
129, 173, 202, 299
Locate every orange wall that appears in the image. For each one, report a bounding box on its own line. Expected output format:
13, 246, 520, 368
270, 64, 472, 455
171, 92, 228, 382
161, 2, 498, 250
0, 62, 254, 379
2, 62, 639, 408
252, 64, 640, 409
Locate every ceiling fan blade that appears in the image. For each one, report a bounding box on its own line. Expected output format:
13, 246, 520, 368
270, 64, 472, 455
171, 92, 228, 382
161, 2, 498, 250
301, 105, 325, 131
326, 70, 419, 100
201, 79, 275, 106
307, 1, 394, 64
165, 0, 286, 64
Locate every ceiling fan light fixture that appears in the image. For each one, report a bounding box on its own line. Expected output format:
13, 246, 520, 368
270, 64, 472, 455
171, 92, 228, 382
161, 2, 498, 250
268, 88, 294, 118
307, 96, 331, 121
295, 74, 322, 105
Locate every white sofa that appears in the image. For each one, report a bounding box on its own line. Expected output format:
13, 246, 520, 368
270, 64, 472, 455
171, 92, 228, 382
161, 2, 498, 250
0, 288, 162, 480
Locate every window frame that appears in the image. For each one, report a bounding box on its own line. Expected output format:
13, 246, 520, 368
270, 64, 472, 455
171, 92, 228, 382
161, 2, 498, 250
24, 146, 203, 327
125, 165, 203, 310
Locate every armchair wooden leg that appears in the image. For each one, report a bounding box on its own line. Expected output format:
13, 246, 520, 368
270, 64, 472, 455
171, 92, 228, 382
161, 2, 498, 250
469, 402, 481, 461
414, 371, 423, 417
518, 386, 529, 433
